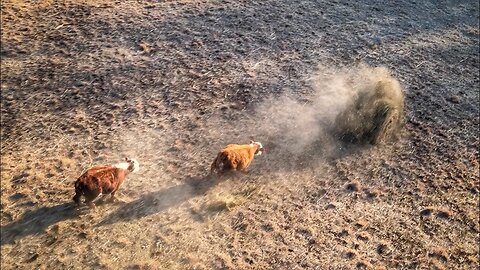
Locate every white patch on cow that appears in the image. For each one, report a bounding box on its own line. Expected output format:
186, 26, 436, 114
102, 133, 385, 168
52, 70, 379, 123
114, 162, 130, 170
129, 158, 140, 173
253, 141, 263, 156
114, 158, 140, 172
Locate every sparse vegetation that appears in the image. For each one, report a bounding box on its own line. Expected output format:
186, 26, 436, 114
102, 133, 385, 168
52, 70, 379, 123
1, 0, 478, 269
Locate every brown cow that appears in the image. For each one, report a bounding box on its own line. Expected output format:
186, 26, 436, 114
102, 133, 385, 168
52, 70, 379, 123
210, 141, 264, 181
72, 157, 139, 208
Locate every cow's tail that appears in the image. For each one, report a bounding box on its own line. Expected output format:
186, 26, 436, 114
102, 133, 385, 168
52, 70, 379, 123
210, 153, 227, 176
210, 155, 219, 176
72, 180, 83, 204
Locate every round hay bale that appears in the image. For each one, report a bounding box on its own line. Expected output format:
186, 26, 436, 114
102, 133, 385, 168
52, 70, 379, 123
334, 78, 405, 145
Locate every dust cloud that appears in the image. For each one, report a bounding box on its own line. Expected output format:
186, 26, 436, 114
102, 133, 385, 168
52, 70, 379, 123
111, 65, 406, 178
252, 65, 405, 167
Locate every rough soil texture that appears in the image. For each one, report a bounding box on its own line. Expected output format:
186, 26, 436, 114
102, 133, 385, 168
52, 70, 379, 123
1, 0, 479, 269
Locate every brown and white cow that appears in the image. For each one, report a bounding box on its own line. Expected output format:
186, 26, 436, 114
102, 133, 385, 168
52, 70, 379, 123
210, 140, 264, 181
73, 157, 139, 208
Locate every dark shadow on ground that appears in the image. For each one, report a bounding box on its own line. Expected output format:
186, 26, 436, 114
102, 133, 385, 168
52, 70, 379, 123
0, 202, 80, 246
97, 175, 215, 226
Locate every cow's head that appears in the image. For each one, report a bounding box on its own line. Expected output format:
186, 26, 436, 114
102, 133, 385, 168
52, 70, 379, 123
250, 140, 264, 156
125, 157, 140, 173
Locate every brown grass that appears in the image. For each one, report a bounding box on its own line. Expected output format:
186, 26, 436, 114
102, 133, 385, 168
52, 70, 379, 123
202, 185, 262, 213
429, 247, 449, 263
1, 0, 478, 269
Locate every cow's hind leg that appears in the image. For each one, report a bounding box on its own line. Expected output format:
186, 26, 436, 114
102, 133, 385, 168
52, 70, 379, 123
72, 192, 82, 206
84, 190, 101, 209
73, 180, 83, 206
210, 157, 218, 176
95, 193, 110, 205
107, 186, 123, 203
107, 192, 119, 203
86, 201, 96, 209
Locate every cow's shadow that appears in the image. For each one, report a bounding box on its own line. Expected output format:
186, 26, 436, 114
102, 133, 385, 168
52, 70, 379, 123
1, 176, 215, 245
1, 202, 80, 246
97, 175, 215, 226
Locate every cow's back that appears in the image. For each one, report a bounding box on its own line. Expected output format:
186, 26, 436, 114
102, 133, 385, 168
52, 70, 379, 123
221, 145, 254, 170
77, 165, 116, 193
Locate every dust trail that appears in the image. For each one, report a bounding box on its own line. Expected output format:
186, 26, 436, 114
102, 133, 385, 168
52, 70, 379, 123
251, 65, 405, 169
112, 65, 405, 177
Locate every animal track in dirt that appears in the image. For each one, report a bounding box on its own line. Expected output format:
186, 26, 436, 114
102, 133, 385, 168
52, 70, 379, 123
420, 207, 454, 220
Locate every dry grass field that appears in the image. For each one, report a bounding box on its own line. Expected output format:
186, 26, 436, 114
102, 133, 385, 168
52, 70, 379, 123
1, 0, 479, 269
